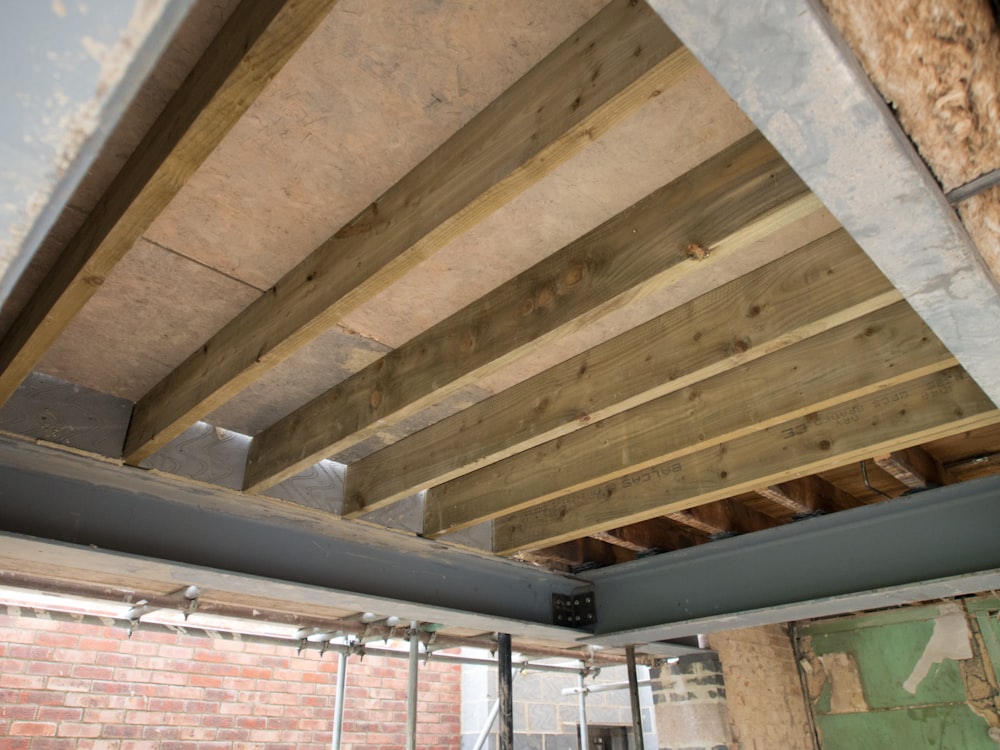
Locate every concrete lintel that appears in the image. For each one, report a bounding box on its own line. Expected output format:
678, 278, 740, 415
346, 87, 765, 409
584, 474, 1000, 645
648, 0, 1000, 406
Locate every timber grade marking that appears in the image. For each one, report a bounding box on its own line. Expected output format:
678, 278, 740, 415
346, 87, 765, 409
493, 366, 998, 553
779, 373, 957, 438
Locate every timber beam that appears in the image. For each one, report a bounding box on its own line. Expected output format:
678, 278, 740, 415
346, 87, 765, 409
428, 301, 952, 537
0, 0, 338, 406
647, 0, 1000, 406
755, 475, 863, 516
244, 130, 819, 492
494, 367, 1000, 553
350, 230, 897, 519
123, 0, 695, 465
875, 446, 954, 490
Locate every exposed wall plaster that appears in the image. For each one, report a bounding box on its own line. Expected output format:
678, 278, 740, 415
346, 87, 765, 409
904, 602, 973, 694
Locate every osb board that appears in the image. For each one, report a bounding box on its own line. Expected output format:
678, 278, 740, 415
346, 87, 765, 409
0, 0, 237, 341
823, 0, 1000, 279
144, 0, 610, 292
36, 239, 260, 400
0, 205, 87, 340
339, 63, 756, 347
206, 61, 767, 441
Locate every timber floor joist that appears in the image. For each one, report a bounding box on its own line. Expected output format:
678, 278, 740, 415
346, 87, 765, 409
1, 0, 999, 633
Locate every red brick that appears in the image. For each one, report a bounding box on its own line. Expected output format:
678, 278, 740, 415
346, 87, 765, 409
36, 706, 82, 722
9, 721, 57, 736
72, 665, 115, 680
56, 721, 102, 738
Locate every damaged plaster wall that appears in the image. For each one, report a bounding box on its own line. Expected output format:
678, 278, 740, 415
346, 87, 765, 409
797, 598, 1000, 749
823, 0, 1000, 280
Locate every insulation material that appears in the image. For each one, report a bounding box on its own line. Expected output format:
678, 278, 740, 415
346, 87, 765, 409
823, 0, 1000, 278
823, 0, 1000, 190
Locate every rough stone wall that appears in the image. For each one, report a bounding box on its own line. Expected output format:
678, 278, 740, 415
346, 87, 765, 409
0, 611, 461, 749
709, 625, 817, 750
822, 0, 1000, 278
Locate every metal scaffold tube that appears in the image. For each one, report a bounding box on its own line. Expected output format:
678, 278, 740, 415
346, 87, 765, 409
406, 621, 419, 750
330, 649, 348, 750
577, 667, 589, 750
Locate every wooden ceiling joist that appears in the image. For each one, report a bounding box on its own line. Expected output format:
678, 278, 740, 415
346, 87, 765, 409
346, 230, 897, 517
423, 300, 952, 536
663, 501, 780, 540
875, 446, 955, 490
493, 366, 1000, 553
122, 0, 694, 465
243, 131, 819, 492
0, 0, 337, 407
592, 517, 706, 554
755, 475, 863, 516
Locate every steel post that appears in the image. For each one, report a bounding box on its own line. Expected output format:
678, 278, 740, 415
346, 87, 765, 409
626, 646, 645, 750
498, 632, 513, 750
331, 650, 348, 750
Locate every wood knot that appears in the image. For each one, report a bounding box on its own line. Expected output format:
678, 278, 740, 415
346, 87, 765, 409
564, 264, 584, 287
535, 287, 554, 307
686, 243, 709, 260
369, 390, 382, 409
85, 275, 105, 287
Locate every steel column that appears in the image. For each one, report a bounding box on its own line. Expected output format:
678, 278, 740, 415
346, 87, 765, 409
472, 669, 518, 750
626, 646, 645, 750
497, 632, 513, 750
331, 650, 348, 750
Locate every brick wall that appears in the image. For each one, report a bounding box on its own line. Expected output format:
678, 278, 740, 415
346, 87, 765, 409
0, 612, 461, 749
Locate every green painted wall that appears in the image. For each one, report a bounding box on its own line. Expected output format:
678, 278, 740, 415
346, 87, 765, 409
797, 600, 1000, 750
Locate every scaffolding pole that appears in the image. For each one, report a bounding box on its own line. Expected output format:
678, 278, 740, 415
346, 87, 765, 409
406, 621, 420, 750
577, 668, 589, 750
331, 650, 347, 750
498, 632, 513, 750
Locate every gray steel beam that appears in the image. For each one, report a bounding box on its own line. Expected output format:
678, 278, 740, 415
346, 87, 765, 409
648, 0, 1000, 406
0, 437, 583, 638
1, 1, 194, 302
586, 475, 1000, 645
